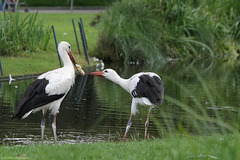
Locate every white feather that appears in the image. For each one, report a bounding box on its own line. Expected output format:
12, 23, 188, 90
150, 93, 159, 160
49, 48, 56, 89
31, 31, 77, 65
21, 110, 33, 119
9, 74, 16, 85
131, 98, 138, 115
31, 96, 66, 116
38, 67, 75, 95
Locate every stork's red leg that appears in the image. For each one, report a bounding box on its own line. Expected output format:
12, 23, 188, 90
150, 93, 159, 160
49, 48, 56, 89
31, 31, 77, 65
52, 114, 58, 143
144, 106, 152, 140
122, 114, 133, 142
41, 108, 47, 144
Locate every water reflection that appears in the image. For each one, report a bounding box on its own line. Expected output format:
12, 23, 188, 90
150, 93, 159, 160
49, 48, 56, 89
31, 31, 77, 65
0, 61, 239, 145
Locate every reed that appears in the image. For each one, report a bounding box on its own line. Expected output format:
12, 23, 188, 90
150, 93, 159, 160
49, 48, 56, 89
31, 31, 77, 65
95, 0, 240, 63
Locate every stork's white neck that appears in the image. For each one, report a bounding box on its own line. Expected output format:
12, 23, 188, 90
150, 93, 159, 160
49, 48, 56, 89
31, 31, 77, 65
59, 47, 74, 68
106, 73, 130, 93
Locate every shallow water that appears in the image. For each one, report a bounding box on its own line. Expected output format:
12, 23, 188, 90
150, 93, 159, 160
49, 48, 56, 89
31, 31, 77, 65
0, 61, 239, 145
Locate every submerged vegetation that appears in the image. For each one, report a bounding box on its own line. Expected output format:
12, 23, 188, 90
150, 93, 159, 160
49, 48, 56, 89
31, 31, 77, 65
95, 0, 240, 63
0, 12, 51, 56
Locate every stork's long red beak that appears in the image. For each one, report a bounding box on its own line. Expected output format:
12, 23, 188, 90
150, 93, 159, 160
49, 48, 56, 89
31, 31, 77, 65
68, 51, 77, 67
85, 71, 104, 77
67, 51, 85, 75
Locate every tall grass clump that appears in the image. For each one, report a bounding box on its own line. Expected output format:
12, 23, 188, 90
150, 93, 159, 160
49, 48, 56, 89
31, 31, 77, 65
0, 12, 51, 56
95, 0, 240, 63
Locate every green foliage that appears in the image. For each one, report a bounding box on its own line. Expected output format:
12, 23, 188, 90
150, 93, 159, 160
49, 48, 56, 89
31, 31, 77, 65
96, 0, 240, 63
0, 12, 51, 56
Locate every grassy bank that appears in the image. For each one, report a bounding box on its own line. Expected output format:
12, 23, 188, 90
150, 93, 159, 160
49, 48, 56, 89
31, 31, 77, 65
1, 134, 239, 159
0, 12, 99, 76
1, 53, 92, 76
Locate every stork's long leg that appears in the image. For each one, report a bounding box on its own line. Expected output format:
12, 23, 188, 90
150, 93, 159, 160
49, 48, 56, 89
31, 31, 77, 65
122, 99, 137, 142
41, 108, 47, 144
122, 114, 133, 142
144, 106, 152, 140
52, 114, 57, 143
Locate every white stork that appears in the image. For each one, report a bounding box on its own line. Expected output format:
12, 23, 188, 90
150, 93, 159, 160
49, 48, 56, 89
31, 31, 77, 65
87, 69, 164, 141
12, 41, 85, 143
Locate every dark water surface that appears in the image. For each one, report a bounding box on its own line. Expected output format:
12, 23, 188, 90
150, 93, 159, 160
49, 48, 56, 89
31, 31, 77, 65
0, 61, 239, 145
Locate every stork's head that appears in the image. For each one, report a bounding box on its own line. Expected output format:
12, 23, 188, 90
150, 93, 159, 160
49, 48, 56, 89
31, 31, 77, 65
86, 69, 119, 81
58, 41, 85, 75
58, 41, 76, 66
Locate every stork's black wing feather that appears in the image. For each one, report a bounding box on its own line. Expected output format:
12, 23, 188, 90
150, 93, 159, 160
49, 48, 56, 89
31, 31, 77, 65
12, 78, 65, 119
131, 74, 164, 105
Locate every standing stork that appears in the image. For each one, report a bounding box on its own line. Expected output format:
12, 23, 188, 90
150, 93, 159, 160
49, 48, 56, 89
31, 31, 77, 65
12, 41, 85, 143
87, 69, 164, 141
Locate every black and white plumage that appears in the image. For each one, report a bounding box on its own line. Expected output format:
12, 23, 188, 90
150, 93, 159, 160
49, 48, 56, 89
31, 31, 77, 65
87, 69, 164, 141
12, 41, 85, 143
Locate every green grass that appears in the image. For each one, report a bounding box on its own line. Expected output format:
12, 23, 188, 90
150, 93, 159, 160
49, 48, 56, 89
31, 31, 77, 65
0, 134, 239, 160
37, 13, 98, 54
0, 12, 99, 76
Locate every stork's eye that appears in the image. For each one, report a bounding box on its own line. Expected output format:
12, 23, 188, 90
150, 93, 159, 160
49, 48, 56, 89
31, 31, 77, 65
68, 46, 71, 49
104, 70, 108, 73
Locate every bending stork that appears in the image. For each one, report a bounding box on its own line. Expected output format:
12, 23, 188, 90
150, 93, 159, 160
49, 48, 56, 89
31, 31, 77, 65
87, 69, 164, 141
12, 41, 85, 143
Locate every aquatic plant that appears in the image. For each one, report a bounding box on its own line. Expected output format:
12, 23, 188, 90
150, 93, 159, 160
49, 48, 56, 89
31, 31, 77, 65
95, 0, 240, 63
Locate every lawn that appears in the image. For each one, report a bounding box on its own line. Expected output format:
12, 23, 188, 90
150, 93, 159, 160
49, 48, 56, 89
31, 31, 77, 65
0, 12, 100, 77
37, 13, 99, 53
0, 134, 239, 160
